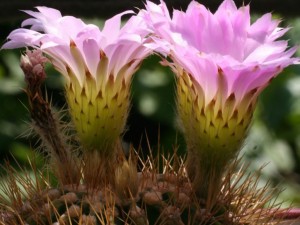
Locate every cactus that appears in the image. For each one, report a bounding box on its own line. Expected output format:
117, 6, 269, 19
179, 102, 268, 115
0, 148, 289, 225
0, 0, 299, 224
0, 49, 292, 225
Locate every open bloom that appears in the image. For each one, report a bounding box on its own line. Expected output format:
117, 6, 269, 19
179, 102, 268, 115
141, 0, 298, 198
2, 7, 152, 153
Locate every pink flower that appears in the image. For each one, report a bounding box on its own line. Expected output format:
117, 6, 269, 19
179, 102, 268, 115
2, 7, 150, 88
2, 7, 152, 151
142, 0, 298, 107
141, 0, 298, 199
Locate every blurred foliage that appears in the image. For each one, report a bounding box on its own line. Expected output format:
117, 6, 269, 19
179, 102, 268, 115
0, 14, 300, 207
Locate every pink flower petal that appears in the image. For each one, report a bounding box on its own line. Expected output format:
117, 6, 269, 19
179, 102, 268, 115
102, 10, 133, 42
2, 6, 151, 89
142, 0, 298, 106
81, 39, 100, 78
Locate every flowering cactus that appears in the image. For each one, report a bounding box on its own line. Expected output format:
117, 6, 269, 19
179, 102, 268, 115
2, 7, 153, 185
140, 0, 298, 200
0, 1, 299, 225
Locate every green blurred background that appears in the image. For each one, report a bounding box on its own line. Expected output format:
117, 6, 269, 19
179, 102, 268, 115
0, 0, 300, 207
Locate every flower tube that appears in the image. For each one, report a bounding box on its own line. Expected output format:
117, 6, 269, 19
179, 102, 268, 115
2, 7, 151, 156
141, 0, 298, 200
